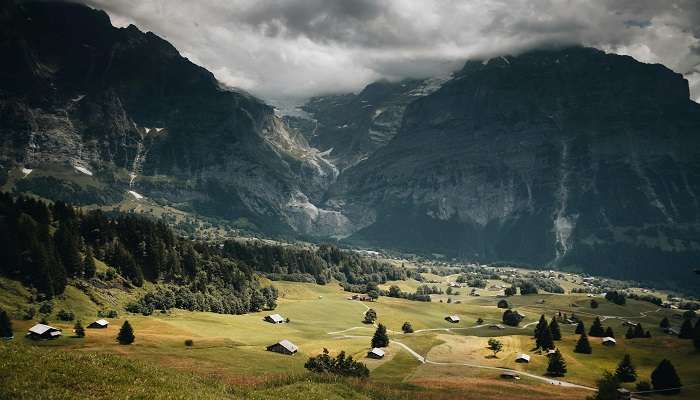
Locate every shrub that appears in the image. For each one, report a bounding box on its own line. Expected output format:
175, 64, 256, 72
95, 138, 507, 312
57, 309, 75, 321
185, 339, 194, 347
304, 349, 369, 378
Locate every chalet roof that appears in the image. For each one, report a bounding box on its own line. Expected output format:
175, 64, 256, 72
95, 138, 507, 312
266, 314, 285, 323
447, 315, 460, 321
501, 371, 520, 377
368, 348, 385, 357
602, 337, 617, 344
92, 319, 109, 326
515, 353, 530, 362
276, 339, 298, 353
28, 323, 59, 335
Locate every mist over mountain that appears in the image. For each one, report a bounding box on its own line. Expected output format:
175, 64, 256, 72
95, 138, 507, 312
2, 1, 700, 290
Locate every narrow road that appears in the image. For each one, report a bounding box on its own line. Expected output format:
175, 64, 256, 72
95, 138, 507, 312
330, 333, 595, 391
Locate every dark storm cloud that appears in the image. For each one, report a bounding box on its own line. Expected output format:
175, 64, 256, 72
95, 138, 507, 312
81, 0, 700, 104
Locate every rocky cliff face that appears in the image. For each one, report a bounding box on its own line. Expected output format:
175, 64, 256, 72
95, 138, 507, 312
0, 0, 340, 234
293, 77, 449, 171
327, 48, 700, 288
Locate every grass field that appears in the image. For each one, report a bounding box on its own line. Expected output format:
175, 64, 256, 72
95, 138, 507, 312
1, 277, 699, 400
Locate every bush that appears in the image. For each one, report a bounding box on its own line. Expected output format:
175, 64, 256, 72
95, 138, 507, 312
57, 309, 75, 321
38, 302, 53, 315
185, 339, 194, 347
304, 349, 369, 378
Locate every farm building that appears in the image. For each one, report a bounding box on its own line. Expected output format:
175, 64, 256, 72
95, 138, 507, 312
663, 327, 680, 335
350, 294, 374, 302
515, 353, 530, 363
501, 371, 520, 380
546, 349, 557, 355
616, 388, 631, 399
266, 339, 298, 355
88, 319, 109, 328
26, 324, 62, 340
602, 337, 617, 346
445, 315, 460, 323
264, 314, 286, 324
367, 348, 385, 359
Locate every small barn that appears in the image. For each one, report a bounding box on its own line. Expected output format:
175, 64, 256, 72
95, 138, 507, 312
350, 294, 374, 302
445, 315, 460, 323
264, 314, 286, 324
515, 353, 530, 363
266, 339, 298, 355
501, 371, 520, 380
367, 348, 385, 359
602, 337, 617, 346
88, 319, 109, 329
26, 324, 62, 340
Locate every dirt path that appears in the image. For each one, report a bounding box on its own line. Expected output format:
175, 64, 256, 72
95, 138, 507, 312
331, 333, 595, 391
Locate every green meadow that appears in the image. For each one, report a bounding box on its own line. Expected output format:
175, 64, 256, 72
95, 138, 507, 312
1, 276, 698, 400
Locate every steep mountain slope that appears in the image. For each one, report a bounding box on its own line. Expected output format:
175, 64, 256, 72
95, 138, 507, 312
290, 77, 449, 170
327, 48, 700, 289
0, 0, 341, 235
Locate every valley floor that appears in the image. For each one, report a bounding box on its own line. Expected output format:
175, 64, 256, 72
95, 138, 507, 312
1, 277, 698, 400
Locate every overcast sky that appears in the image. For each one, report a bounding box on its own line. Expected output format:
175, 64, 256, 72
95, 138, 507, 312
82, 0, 700, 105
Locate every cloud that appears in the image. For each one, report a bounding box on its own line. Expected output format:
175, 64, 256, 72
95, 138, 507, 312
81, 0, 700, 103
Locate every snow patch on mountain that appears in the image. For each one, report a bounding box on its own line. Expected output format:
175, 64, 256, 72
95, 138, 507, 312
128, 190, 144, 199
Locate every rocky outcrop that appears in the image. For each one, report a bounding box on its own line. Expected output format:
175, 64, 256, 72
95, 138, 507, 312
0, 0, 339, 234
294, 77, 449, 170
327, 47, 700, 289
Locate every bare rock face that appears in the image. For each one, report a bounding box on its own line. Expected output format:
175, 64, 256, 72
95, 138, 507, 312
294, 77, 449, 171
328, 48, 700, 289
0, 0, 340, 235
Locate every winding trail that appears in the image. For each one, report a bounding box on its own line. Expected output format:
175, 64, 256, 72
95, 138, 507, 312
325, 299, 678, 395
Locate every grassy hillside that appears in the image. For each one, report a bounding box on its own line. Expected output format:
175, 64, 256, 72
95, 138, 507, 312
1, 276, 698, 400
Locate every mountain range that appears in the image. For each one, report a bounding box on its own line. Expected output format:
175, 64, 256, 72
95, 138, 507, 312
2, 1, 699, 290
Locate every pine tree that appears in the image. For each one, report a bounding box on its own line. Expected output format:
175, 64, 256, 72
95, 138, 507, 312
539, 324, 555, 350
651, 359, 682, 394
371, 324, 389, 348
589, 317, 605, 337
694, 319, 700, 351
614, 354, 637, 382
625, 326, 635, 339
574, 332, 592, 354
546, 349, 567, 377
633, 323, 645, 338
534, 314, 547, 338
591, 371, 620, 400
659, 317, 670, 329
0, 309, 13, 338
549, 316, 561, 340
74, 320, 85, 338
117, 320, 135, 345
575, 321, 585, 334
83, 246, 97, 278
54, 220, 83, 277
604, 326, 615, 338
679, 319, 693, 339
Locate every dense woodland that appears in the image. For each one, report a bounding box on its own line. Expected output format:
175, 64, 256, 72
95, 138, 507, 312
0, 194, 415, 315
222, 241, 417, 286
